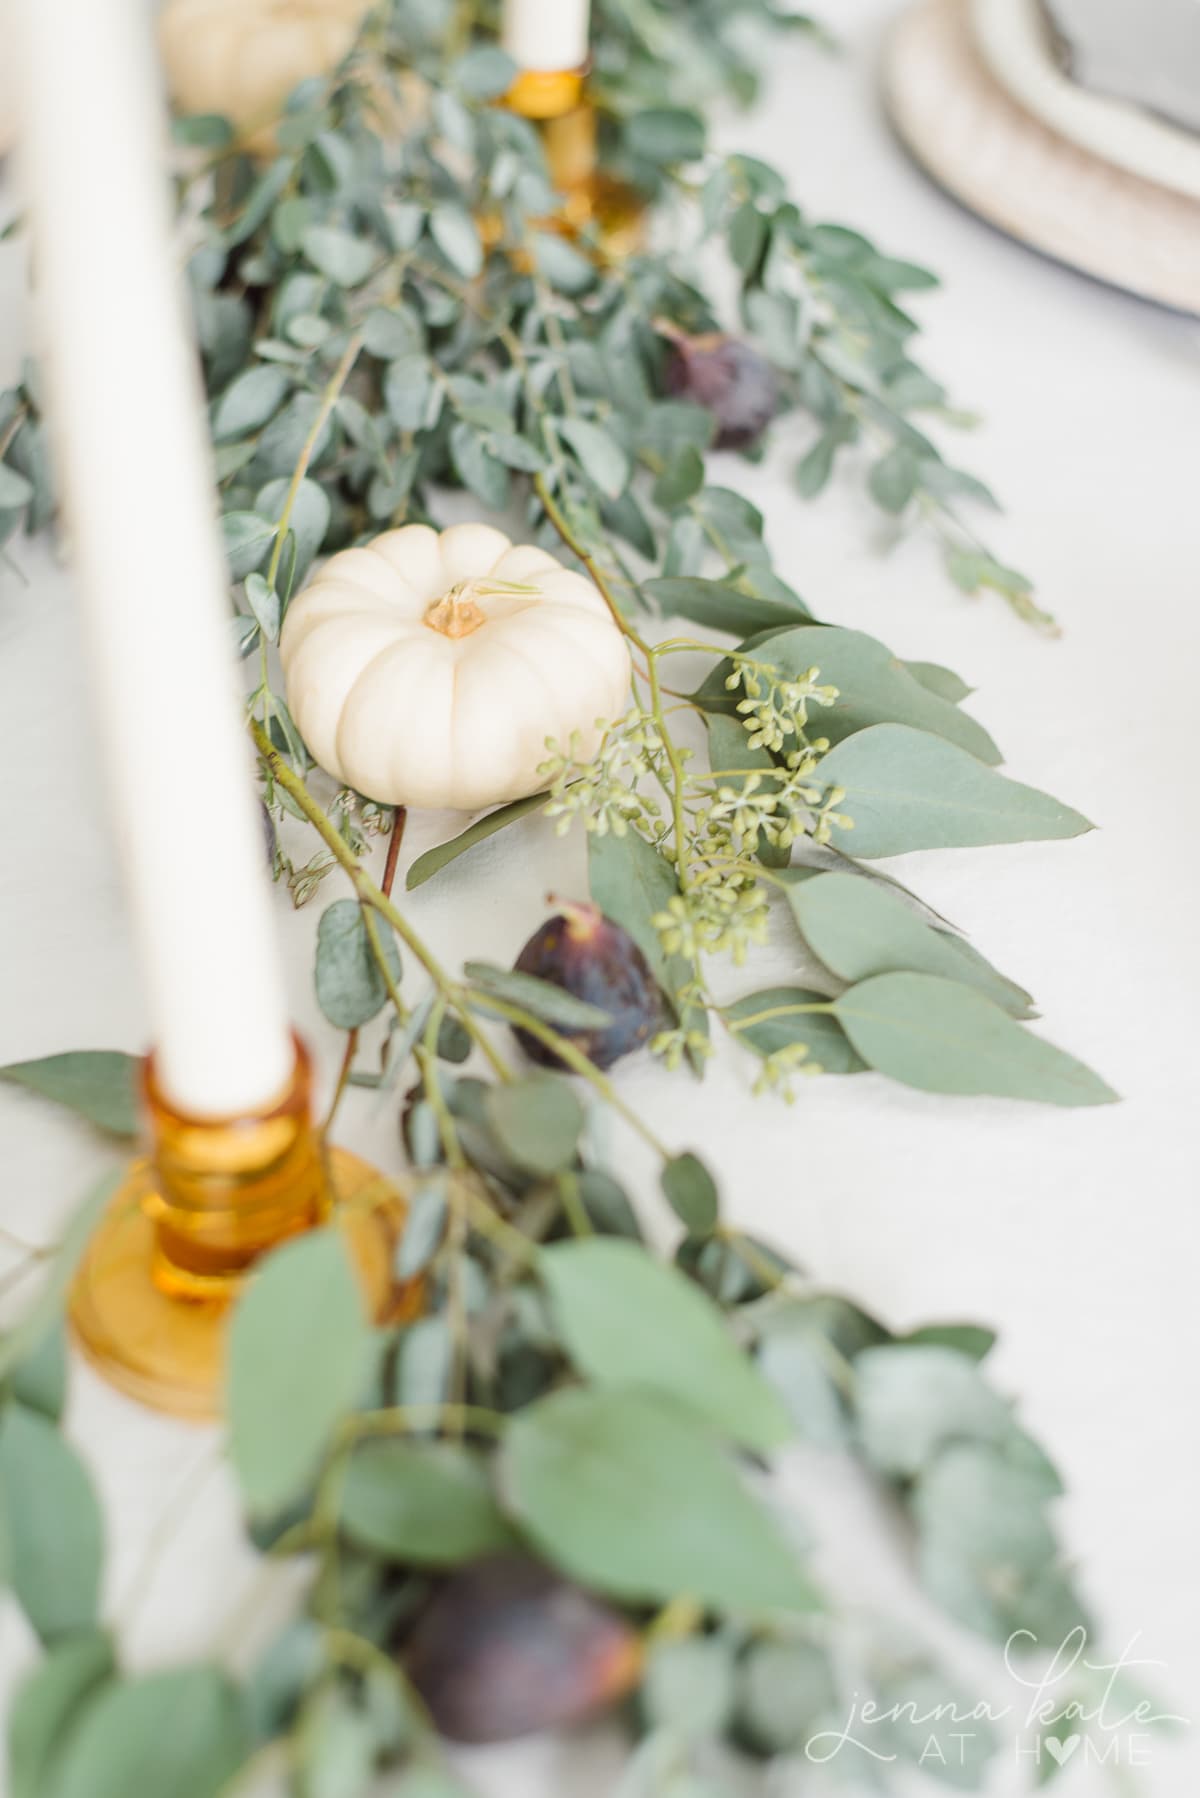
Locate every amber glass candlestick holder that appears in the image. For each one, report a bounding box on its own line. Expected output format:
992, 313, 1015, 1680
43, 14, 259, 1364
69, 1033, 417, 1420
503, 66, 647, 258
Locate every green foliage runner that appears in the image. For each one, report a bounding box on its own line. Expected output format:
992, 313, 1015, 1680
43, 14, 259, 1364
0, 2, 1127, 1794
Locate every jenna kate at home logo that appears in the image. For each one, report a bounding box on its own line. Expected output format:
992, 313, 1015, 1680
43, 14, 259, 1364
804, 1629, 1190, 1773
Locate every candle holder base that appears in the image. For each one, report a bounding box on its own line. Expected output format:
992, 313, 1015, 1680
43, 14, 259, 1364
70, 1146, 417, 1422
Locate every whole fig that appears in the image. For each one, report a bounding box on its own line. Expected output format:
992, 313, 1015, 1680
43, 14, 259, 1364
661, 325, 779, 451
512, 901, 663, 1071
403, 1553, 642, 1743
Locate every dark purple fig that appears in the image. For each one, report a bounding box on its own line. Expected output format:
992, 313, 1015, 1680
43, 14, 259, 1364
660, 324, 779, 451
512, 900, 663, 1071
403, 1553, 643, 1743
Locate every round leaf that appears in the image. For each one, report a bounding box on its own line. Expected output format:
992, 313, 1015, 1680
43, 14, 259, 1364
503, 1387, 819, 1615
315, 900, 401, 1030
540, 1239, 790, 1451
340, 1441, 513, 1565
228, 1229, 372, 1515
484, 1074, 584, 1176
0, 1405, 103, 1644
660, 1152, 719, 1234
47, 1666, 248, 1798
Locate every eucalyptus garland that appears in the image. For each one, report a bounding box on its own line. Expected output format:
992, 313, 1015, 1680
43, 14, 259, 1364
0, 4, 1132, 1795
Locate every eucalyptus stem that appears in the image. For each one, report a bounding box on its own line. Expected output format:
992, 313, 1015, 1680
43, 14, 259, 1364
534, 472, 653, 658
251, 718, 677, 1164
264, 331, 365, 598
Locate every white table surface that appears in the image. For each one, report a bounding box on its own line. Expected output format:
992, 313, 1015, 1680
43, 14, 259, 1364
2, 3, 1198, 1793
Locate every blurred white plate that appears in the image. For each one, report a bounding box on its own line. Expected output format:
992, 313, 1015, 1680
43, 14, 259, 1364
884, 0, 1200, 315
970, 0, 1200, 201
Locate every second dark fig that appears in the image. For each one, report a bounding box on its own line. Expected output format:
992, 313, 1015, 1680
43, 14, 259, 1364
403, 1553, 643, 1744
660, 325, 779, 451
512, 900, 663, 1071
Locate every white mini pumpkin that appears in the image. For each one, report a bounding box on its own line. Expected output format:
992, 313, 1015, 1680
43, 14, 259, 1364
160, 0, 372, 155
280, 523, 632, 811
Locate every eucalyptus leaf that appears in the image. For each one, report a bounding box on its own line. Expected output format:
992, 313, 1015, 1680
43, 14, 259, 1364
0, 1050, 139, 1136
723, 987, 865, 1075
0, 463, 33, 507
45, 1666, 249, 1798
302, 225, 376, 287
698, 625, 998, 764
832, 974, 1116, 1106
643, 1637, 735, 1739
868, 444, 919, 513
854, 1345, 1018, 1479
315, 899, 401, 1029
503, 1387, 820, 1614
449, 422, 510, 510
485, 1073, 584, 1176
587, 830, 708, 1056
464, 961, 611, 1030
626, 107, 707, 164
737, 1638, 838, 1753
660, 1152, 720, 1235
0, 1175, 119, 1382
905, 659, 973, 703
530, 232, 595, 295
786, 873, 1035, 1018
539, 1238, 790, 1451
429, 204, 483, 278
383, 356, 434, 432
220, 511, 277, 580
340, 1441, 513, 1565
8, 1629, 114, 1798
0, 1403, 103, 1643
8, 1320, 68, 1420
254, 475, 330, 584
815, 726, 1092, 856
645, 576, 809, 636
557, 417, 630, 500
228, 1229, 373, 1515
213, 366, 290, 442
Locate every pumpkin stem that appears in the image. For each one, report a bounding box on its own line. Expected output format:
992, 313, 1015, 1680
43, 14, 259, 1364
424, 577, 539, 638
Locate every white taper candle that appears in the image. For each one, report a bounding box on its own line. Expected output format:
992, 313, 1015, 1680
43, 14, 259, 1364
11, 0, 294, 1116
503, 0, 592, 72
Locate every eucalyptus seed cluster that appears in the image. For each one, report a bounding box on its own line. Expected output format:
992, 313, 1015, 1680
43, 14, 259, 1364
540, 718, 666, 840
538, 646, 853, 1061
723, 657, 838, 754
752, 1038, 818, 1101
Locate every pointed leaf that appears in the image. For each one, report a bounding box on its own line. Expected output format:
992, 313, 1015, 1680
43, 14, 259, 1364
815, 726, 1092, 856
8, 1629, 114, 1798
660, 1152, 720, 1235
485, 1073, 584, 1176
0, 1051, 139, 1137
406, 791, 550, 889
557, 418, 630, 500
340, 1441, 513, 1565
786, 872, 1035, 1018
700, 626, 999, 764
0, 1405, 103, 1643
46, 1666, 249, 1798
645, 576, 809, 637
540, 1239, 790, 1451
587, 830, 708, 1055
832, 974, 1116, 1106
228, 1229, 373, 1515
504, 1388, 819, 1614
